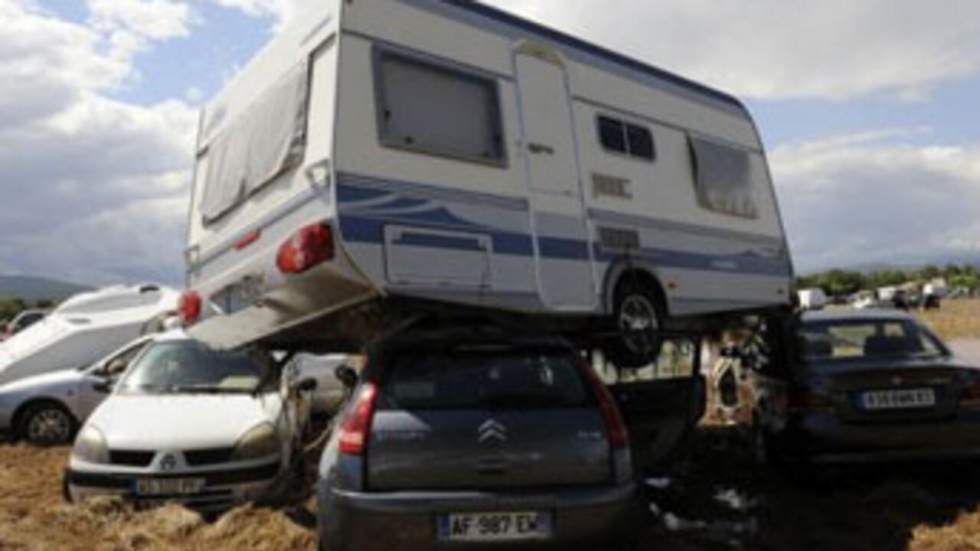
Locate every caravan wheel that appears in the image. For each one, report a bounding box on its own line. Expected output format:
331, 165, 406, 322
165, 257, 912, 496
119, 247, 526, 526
607, 282, 665, 368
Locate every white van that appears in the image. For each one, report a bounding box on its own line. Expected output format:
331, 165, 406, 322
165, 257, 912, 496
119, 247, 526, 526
797, 288, 827, 311
0, 285, 178, 385
183, 0, 794, 365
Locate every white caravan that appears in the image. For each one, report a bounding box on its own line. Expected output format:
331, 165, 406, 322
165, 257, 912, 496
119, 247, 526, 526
183, 0, 794, 364
0, 285, 178, 385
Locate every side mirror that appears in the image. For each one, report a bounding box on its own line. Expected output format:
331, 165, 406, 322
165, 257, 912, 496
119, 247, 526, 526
297, 378, 318, 392
335, 365, 359, 389
92, 379, 114, 394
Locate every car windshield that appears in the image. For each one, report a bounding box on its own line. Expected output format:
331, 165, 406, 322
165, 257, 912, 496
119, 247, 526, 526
797, 318, 947, 366
378, 346, 592, 411
116, 339, 272, 395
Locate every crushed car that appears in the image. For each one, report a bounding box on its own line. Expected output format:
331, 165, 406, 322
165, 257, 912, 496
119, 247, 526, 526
65, 331, 317, 511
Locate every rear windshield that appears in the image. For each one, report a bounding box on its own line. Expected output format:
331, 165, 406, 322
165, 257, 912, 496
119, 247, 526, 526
797, 318, 947, 366
377, 347, 593, 411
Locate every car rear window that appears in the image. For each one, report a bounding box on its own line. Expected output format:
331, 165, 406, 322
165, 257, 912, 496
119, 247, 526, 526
377, 347, 593, 411
797, 319, 946, 366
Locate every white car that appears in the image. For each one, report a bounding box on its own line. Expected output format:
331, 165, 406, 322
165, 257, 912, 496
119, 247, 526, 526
0, 335, 153, 444
65, 331, 316, 511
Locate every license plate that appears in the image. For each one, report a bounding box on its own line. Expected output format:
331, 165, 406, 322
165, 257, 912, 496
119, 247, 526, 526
134, 478, 206, 496
862, 388, 936, 410
438, 512, 551, 542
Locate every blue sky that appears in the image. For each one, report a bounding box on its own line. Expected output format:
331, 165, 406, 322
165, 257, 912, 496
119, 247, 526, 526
1, 0, 979, 286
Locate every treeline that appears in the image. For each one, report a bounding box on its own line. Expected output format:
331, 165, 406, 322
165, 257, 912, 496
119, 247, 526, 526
0, 298, 53, 322
796, 264, 980, 297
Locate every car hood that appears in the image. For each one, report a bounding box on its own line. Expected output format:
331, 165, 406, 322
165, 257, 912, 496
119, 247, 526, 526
87, 393, 284, 450
0, 368, 86, 395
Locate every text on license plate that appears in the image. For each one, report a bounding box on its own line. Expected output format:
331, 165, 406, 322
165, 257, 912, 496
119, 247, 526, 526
862, 388, 935, 410
438, 512, 551, 542
134, 478, 206, 496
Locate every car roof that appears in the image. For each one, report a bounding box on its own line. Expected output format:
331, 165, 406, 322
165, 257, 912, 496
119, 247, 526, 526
800, 308, 918, 323
150, 329, 190, 343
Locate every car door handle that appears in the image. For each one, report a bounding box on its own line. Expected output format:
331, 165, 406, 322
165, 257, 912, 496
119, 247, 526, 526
527, 142, 555, 155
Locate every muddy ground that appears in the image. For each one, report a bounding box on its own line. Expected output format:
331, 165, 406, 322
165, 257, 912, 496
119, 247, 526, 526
2, 426, 980, 551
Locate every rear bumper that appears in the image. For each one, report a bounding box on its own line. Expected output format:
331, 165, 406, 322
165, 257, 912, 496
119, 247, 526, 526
65, 461, 281, 512
317, 482, 642, 551
779, 410, 980, 461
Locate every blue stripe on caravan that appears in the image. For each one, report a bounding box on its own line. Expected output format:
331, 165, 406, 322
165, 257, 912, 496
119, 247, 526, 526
340, 215, 790, 276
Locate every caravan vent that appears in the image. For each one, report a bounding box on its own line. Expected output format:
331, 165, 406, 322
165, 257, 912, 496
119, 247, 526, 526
598, 227, 640, 252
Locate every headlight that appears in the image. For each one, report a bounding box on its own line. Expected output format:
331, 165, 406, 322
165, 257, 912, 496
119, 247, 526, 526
232, 423, 279, 461
72, 425, 108, 464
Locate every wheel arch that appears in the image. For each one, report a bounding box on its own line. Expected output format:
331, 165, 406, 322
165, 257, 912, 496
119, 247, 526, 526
601, 258, 670, 317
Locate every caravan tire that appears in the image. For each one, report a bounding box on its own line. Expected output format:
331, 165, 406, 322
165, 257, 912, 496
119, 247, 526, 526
607, 281, 665, 368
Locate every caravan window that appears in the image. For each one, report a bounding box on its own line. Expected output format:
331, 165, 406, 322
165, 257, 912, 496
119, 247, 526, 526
375, 51, 505, 165
689, 137, 758, 219
597, 115, 655, 161
198, 62, 310, 224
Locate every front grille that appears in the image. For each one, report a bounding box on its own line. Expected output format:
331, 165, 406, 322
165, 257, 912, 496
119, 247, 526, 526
183, 447, 235, 466
67, 461, 280, 489
109, 450, 155, 467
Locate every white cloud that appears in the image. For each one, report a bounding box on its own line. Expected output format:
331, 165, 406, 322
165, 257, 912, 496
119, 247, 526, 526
771, 131, 980, 272
488, 0, 980, 100
0, 0, 197, 285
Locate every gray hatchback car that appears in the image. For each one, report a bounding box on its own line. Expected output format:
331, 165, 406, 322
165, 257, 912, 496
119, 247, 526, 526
316, 330, 642, 550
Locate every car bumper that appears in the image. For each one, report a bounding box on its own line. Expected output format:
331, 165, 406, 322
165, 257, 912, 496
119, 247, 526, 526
781, 410, 980, 462
65, 461, 281, 512
317, 482, 642, 551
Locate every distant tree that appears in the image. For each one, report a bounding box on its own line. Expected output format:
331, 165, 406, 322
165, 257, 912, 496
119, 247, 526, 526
920, 265, 941, 280
35, 299, 54, 309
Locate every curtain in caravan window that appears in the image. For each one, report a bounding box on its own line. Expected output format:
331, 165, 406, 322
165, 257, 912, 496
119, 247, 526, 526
200, 63, 310, 223
689, 137, 758, 219
378, 54, 503, 163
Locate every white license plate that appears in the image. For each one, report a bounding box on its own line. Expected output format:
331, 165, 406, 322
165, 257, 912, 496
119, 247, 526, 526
134, 478, 206, 496
438, 512, 551, 542
862, 388, 936, 410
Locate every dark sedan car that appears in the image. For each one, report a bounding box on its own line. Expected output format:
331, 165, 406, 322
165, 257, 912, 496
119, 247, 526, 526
743, 309, 980, 464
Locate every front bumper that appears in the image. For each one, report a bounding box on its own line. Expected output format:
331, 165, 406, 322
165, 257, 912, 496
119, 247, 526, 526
66, 461, 281, 511
317, 482, 642, 551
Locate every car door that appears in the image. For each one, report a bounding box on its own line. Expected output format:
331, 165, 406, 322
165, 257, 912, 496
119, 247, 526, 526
594, 338, 706, 473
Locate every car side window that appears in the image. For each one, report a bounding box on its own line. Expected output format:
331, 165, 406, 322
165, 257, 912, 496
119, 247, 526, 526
99, 342, 150, 378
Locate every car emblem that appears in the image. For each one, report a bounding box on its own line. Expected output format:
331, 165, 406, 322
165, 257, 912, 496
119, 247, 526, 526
478, 419, 507, 443
160, 453, 178, 471
892, 376, 903, 386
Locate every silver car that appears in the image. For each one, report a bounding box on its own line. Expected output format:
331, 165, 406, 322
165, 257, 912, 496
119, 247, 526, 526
0, 336, 152, 444
316, 329, 642, 551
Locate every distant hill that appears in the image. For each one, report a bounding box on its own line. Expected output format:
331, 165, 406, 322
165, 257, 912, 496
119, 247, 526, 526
0, 275, 91, 302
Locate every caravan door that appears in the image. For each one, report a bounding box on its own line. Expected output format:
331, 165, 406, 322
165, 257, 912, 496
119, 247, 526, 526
514, 47, 597, 311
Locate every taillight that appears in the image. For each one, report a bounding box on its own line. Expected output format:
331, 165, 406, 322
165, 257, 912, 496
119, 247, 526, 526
338, 382, 379, 456
960, 384, 980, 407
788, 389, 834, 413
178, 290, 202, 325
276, 222, 334, 274
580, 361, 629, 449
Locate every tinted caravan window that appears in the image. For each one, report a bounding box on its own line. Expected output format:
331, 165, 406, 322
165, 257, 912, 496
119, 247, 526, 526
598, 115, 655, 161
689, 136, 758, 219
375, 51, 505, 165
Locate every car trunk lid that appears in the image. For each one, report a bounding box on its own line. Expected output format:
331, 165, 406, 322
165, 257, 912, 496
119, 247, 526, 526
364, 345, 613, 491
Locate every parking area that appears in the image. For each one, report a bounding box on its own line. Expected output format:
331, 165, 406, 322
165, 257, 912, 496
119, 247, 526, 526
3, 425, 980, 551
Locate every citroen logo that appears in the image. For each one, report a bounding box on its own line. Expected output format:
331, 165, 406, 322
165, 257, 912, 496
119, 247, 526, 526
892, 376, 904, 386
478, 419, 507, 443
160, 453, 178, 471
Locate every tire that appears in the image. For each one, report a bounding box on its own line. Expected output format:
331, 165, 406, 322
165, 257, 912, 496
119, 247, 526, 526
605, 280, 666, 368
17, 402, 76, 446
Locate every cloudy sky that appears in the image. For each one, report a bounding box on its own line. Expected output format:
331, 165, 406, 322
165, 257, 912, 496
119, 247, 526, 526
1, 0, 979, 286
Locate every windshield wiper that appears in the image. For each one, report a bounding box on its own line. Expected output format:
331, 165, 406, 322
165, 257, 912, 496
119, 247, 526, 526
171, 385, 252, 394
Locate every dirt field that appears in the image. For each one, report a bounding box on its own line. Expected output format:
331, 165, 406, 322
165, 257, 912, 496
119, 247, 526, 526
5, 427, 980, 551
1, 300, 978, 550
920, 299, 980, 341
